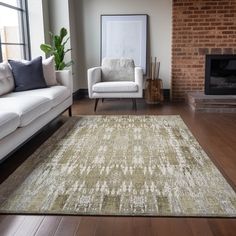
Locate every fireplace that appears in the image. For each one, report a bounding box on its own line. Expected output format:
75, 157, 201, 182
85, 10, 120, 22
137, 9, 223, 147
205, 54, 236, 95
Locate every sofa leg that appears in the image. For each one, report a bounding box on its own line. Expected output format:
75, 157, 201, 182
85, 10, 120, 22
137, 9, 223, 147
68, 106, 72, 117
132, 99, 137, 111
102, 98, 104, 103
94, 98, 99, 112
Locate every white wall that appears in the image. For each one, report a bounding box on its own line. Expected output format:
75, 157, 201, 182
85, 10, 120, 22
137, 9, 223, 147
28, 0, 50, 58
68, 0, 80, 92
42, 0, 50, 45
48, 0, 70, 36
74, 0, 172, 89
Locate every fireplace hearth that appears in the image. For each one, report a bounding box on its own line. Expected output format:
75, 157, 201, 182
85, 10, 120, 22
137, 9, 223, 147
186, 92, 236, 113
205, 54, 236, 95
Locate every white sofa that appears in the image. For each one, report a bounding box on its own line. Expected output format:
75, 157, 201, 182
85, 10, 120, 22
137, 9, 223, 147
88, 58, 143, 111
0, 69, 73, 162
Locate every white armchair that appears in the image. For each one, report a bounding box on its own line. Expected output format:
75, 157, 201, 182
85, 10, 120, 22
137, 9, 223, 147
87, 58, 143, 111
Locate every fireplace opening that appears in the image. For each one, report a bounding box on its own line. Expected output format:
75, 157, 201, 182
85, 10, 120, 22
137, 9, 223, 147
205, 54, 236, 95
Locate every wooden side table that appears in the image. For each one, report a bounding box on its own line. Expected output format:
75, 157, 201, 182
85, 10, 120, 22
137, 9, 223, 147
145, 78, 164, 104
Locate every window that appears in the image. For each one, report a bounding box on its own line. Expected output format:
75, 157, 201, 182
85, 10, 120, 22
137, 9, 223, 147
0, 0, 30, 62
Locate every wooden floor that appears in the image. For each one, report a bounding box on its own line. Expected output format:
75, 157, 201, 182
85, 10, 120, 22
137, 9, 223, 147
0, 98, 236, 236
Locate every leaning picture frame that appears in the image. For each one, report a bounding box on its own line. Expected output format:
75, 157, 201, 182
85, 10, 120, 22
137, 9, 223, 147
101, 14, 148, 74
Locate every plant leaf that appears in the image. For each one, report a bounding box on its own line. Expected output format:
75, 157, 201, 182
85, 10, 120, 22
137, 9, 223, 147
54, 35, 61, 48
58, 61, 66, 70
40, 27, 73, 70
40, 44, 53, 54
64, 48, 72, 54
60, 28, 67, 41
64, 61, 74, 68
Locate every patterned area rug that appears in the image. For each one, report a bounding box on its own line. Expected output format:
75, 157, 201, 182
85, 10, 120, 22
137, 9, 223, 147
0, 115, 236, 217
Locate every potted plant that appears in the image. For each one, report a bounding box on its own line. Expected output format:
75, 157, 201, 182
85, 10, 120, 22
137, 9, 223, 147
40, 27, 73, 70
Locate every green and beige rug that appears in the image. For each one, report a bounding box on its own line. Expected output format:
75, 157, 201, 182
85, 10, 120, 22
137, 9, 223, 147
0, 115, 236, 217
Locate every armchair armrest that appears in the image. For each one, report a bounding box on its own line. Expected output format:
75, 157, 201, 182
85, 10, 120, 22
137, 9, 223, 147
135, 67, 143, 91
87, 67, 102, 98
56, 70, 73, 94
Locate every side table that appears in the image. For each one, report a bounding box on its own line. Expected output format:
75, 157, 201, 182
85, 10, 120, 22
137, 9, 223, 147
145, 78, 164, 104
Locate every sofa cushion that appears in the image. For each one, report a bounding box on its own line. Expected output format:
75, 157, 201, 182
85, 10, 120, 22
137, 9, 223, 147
93, 81, 138, 93
0, 111, 20, 139
8, 56, 47, 92
0, 62, 15, 96
101, 58, 135, 82
3, 86, 70, 108
0, 96, 51, 127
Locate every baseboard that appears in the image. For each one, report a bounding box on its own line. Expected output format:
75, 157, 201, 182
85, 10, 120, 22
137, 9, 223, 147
73, 89, 171, 101
73, 89, 88, 100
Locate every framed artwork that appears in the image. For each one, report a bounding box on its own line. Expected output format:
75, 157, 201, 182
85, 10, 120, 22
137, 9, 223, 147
101, 14, 148, 74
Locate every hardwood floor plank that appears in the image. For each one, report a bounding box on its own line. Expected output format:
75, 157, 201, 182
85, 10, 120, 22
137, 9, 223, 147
131, 217, 152, 236
75, 216, 98, 236
34, 216, 62, 236
150, 218, 193, 236
208, 219, 236, 236
94, 217, 115, 236
111, 217, 134, 236
53, 216, 81, 236
13, 215, 44, 236
186, 219, 214, 236
0, 215, 26, 236
0, 215, 6, 224
150, 218, 175, 236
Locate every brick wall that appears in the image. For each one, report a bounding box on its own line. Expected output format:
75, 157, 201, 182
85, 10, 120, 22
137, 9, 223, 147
172, 0, 236, 101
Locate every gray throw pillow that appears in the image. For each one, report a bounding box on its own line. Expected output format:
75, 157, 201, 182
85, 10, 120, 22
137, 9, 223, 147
8, 56, 47, 92
101, 58, 135, 82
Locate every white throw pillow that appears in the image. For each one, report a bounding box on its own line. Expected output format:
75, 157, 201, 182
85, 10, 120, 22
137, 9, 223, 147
42, 56, 57, 86
0, 61, 15, 96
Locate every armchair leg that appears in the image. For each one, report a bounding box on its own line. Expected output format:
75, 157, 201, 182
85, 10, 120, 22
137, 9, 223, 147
132, 99, 137, 111
68, 106, 72, 117
94, 98, 99, 112
102, 98, 104, 103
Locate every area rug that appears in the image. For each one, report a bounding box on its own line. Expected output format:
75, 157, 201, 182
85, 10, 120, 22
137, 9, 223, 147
0, 115, 236, 217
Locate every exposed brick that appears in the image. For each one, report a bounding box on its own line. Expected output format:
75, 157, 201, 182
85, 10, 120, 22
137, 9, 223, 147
223, 48, 233, 54
198, 48, 209, 55
211, 48, 222, 54
172, 0, 236, 101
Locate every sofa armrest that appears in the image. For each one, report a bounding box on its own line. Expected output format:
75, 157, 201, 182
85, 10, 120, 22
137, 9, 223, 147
135, 67, 143, 91
87, 67, 102, 98
56, 70, 73, 94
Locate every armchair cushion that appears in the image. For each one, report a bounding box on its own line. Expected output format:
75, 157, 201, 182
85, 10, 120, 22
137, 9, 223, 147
93, 81, 138, 93
101, 58, 134, 82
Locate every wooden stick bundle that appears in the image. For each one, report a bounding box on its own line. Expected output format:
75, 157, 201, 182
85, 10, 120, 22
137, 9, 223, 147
149, 56, 152, 79
150, 56, 160, 80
